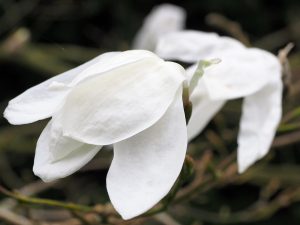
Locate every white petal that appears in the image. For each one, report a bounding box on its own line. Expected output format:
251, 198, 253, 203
156, 30, 244, 63
185, 65, 225, 140
237, 79, 283, 173
69, 50, 159, 86
3, 52, 118, 125
203, 48, 281, 100
188, 91, 225, 140
133, 4, 186, 50
107, 89, 187, 219
57, 53, 186, 145
157, 31, 279, 101
158, 30, 283, 173
33, 121, 101, 182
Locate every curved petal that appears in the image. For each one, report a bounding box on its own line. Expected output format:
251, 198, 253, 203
57, 54, 186, 145
188, 92, 225, 140
203, 48, 281, 100
156, 30, 244, 63
133, 4, 186, 51
237, 79, 283, 173
33, 121, 102, 182
107, 89, 187, 219
156, 31, 280, 101
69, 50, 160, 86
3, 52, 118, 125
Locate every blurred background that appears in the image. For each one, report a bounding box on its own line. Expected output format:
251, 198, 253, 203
0, 0, 300, 225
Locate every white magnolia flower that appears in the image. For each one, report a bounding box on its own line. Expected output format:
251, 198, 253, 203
3, 50, 188, 219
133, 4, 186, 51
156, 31, 283, 173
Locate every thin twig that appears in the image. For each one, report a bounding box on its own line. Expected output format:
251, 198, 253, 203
205, 13, 251, 46
154, 213, 182, 225
278, 42, 295, 96
0, 186, 93, 213
272, 130, 300, 148
254, 20, 300, 50
179, 187, 300, 224
0, 208, 33, 225
0, 180, 58, 209
0, 0, 39, 35
175, 151, 213, 203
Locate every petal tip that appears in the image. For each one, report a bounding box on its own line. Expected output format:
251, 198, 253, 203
107, 192, 150, 220
3, 103, 19, 125
237, 153, 264, 174
117, 209, 140, 221
106, 178, 152, 220
237, 164, 248, 174
33, 167, 57, 183
3, 107, 10, 121
3, 101, 40, 125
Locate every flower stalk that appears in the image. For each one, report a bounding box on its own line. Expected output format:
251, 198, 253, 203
182, 83, 192, 124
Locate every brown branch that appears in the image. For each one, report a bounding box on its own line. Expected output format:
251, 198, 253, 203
175, 150, 215, 203
278, 42, 295, 97
0, 208, 33, 225
272, 130, 300, 148
154, 213, 182, 225
180, 187, 300, 224
205, 13, 251, 46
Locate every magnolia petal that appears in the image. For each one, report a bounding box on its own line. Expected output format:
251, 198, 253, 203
33, 121, 101, 182
185, 65, 225, 140
157, 31, 280, 101
107, 90, 187, 219
58, 54, 185, 145
156, 30, 244, 63
188, 95, 225, 140
3, 52, 117, 125
133, 4, 186, 51
69, 50, 159, 86
203, 48, 281, 100
237, 80, 283, 173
